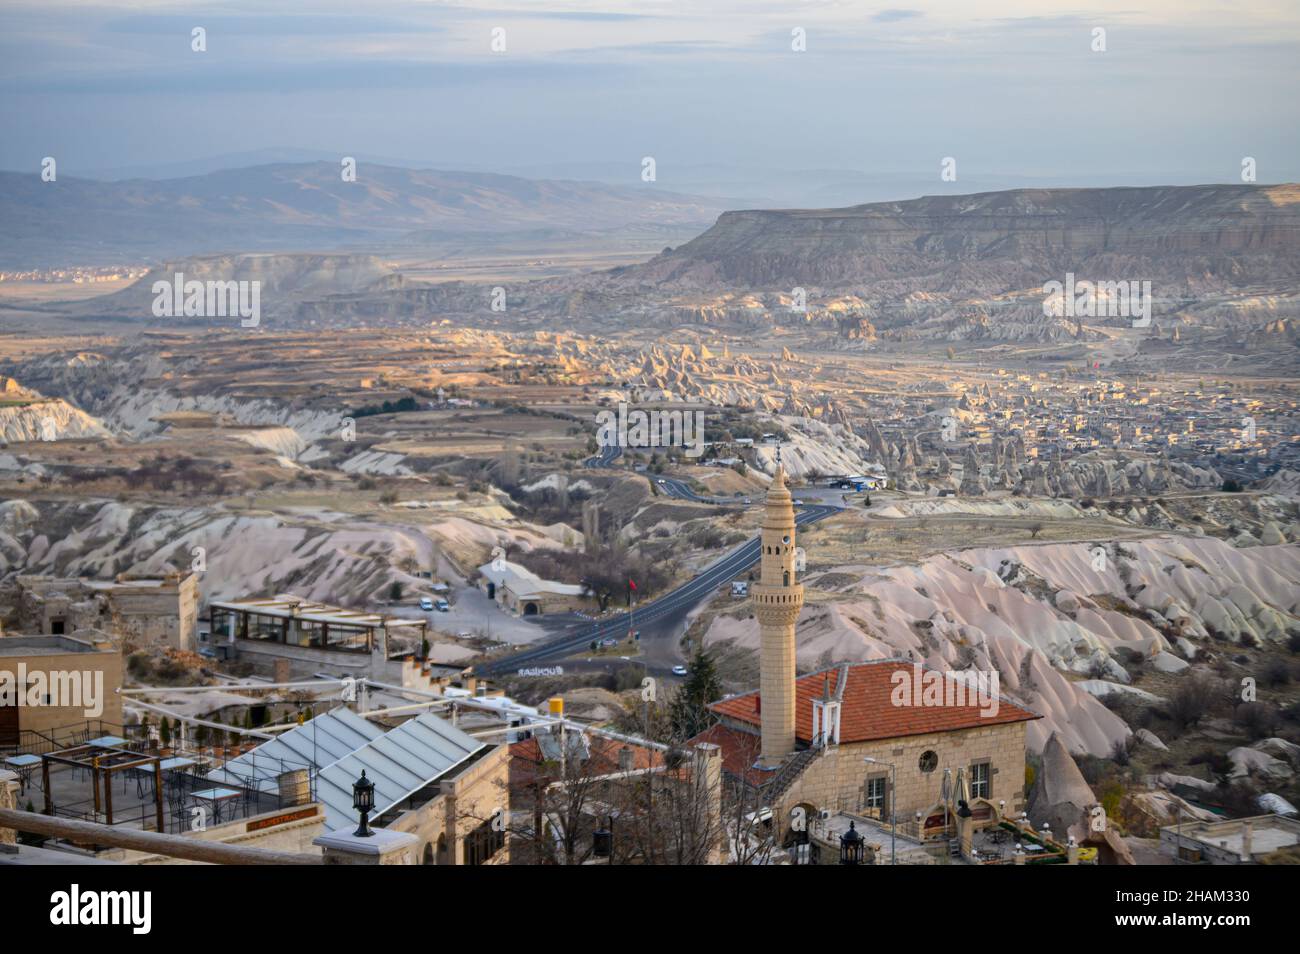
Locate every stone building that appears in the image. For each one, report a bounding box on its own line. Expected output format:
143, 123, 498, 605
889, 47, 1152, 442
208, 705, 510, 866
5, 572, 199, 652
0, 630, 123, 746
692, 462, 1040, 854
208, 594, 430, 684
476, 559, 596, 617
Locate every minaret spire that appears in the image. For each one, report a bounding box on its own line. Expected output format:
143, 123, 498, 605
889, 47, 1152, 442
754, 459, 803, 768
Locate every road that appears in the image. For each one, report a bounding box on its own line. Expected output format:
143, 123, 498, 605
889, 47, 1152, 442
477, 502, 841, 677
583, 444, 623, 468
653, 475, 749, 506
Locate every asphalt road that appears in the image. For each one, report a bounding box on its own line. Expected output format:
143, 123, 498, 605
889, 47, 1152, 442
477, 502, 840, 676
653, 475, 749, 506
583, 444, 623, 468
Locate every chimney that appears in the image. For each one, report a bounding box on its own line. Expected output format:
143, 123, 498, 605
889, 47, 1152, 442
276, 769, 311, 807
1240, 820, 1253, 862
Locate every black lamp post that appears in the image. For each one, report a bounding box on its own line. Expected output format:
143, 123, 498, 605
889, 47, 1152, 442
593, 816, 613, 862
840, 820, 864, 865
352, 769, 376, 837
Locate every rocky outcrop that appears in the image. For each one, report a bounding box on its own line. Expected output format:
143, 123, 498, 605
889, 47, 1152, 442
626, 184, 1300, 296
1027, 732, 1135, 864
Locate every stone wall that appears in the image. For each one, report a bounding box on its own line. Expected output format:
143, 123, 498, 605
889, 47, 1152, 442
7, 574, 198, 652
0, 634, 124, 740
773, 721, 1029, 839
388, 744, 510, 866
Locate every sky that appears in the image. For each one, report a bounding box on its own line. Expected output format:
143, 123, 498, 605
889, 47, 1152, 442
2, 0, 1298, 190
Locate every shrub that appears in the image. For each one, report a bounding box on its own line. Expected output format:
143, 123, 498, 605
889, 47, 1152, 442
1234, 701, 1280, 740
1168, 673, 1216, 730
1259, 657, 1292, 688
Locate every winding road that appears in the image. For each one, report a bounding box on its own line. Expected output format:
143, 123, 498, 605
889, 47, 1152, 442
583, 444, 623, 469
477, 501, 840, 676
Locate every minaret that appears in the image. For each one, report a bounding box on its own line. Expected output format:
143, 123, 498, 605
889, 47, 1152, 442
754, 452, 804, 767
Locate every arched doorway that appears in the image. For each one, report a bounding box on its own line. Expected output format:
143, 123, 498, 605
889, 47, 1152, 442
422, 842, 435, 865
968, 798, 998, 829
486, 582, 496, 600
920, 803, 950, 840
523, 602, 539, 616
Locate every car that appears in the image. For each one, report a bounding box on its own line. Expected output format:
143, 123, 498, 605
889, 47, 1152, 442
433, 598, 450, 612
743, 497, 751, 504
671, 665, 689, 676
418, 597, 434, 611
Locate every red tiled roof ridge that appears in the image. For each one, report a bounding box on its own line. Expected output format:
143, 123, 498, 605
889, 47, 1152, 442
708, 658, 1041, 745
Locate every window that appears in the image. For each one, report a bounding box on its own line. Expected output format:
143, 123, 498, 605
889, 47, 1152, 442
970, 761, 991, 799
464, 818, 505, 866
865, 775, 887, 812
918, 750, 938, 773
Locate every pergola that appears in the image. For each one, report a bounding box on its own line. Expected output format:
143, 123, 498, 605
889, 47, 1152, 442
40, 742, 166, 832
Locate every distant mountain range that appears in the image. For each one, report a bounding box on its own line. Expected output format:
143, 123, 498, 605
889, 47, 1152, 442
261, 183, 1300, 353
23, 182, 1300, 362
613, 183, 1300, 293
0, 161, 727, 268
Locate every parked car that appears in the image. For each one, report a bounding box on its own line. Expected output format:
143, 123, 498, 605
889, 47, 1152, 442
419, 597, 434, 611
434, 598, 450, 612
671, 665, 689, 677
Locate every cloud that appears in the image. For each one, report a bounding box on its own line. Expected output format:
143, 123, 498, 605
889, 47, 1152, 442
101, 14, 445, 36
872, 9, 923, 23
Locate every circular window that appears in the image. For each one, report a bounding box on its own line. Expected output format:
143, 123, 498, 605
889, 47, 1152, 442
781, 534, 790, 545
919, 750, 938, 773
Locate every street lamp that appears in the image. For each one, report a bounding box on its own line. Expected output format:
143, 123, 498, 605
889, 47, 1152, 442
864, 757, 897, 865
352, 769, 376, 838
840, 821, 864, 865
593, 816, 613, 862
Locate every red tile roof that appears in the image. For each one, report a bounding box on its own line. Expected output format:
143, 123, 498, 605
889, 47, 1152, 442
508, 735, 663, 791
709, 660, 1039, 744
690, 723, 769, 787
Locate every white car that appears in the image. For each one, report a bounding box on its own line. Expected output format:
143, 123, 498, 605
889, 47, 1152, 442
419, 597, 434, 611
671, 665, 689, 676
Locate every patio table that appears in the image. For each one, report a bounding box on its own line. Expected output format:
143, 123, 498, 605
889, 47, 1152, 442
190, 786, 243, 825
4, 754, 41, 794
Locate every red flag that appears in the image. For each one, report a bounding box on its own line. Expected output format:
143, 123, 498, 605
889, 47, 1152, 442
628, 579, 637, 591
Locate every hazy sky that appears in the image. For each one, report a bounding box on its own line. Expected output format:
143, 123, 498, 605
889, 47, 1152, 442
3, 0, 1298, 185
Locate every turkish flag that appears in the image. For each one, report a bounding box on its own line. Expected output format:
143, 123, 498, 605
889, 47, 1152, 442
628, 579, 637, 591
